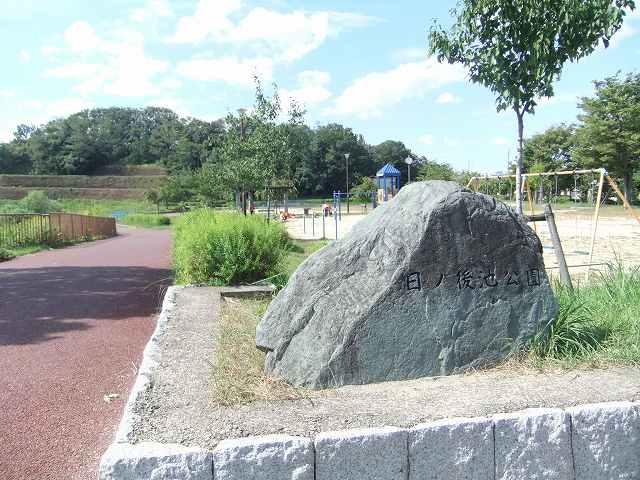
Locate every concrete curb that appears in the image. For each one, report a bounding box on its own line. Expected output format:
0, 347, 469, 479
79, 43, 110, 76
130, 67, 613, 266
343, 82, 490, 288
101, 287, 640, 480
114, 285, 183, 444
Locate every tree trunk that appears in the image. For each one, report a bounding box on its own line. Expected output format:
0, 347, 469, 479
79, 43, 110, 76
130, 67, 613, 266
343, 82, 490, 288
515, 111, 524, 215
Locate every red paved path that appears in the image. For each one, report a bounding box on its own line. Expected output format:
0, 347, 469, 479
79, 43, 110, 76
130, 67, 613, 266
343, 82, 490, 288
0, 227, 172, 480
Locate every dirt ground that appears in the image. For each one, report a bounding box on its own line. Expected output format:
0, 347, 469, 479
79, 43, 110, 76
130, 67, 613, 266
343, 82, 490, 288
284, 203, 640, 281
131, 287, 640, 451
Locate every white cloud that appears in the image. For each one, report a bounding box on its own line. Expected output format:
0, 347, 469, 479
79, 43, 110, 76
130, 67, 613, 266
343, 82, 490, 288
282, 70, 332, 110
493, 137, 508, 145
168, 1, 377, 63
19, 49, 31, 62
328, 58, 466, 118
45, 25, 171, 97
393, 47, 427, 62
169, 0, 241, 44
47, 98, 94, 118
64, 21, 100, 53
176, 56, 273, 87
436, 92, 462, 104
419, 134, 433, 145
130, 0, 173, 22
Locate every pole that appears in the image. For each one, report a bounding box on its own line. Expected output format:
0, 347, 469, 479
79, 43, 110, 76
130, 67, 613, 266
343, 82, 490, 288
334, 207, 338, 240
266, 194, 271, 224
322, 212, 325, 240
408, 164, 411, 184
525, 177, 537, 233
345, 153, 350, 214
312, 213, 315, 237
607, 175, 640, 226
545, 204, 573, 290
587, 170, 605, 280
303, 213, 306, 234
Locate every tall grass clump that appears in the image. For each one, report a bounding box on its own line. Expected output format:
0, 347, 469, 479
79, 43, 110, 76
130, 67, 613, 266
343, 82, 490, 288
173, 209, 290, 285
122, 213, 171, 227
531, 264, 640, 365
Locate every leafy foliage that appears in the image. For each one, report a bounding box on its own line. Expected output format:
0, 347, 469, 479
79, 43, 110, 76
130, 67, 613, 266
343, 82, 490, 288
575, 73, 640, 202
531, 264, 640, 364
173, 210, 290, 285
20, 191, 61, 213
416, 160, 456, 181
429, 0, 635, 212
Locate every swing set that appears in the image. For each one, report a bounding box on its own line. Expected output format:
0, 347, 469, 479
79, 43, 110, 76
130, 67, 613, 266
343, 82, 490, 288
467, 168, 640, 278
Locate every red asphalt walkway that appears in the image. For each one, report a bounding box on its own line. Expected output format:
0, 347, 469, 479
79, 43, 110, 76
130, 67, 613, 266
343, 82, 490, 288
0, 227, 172, 480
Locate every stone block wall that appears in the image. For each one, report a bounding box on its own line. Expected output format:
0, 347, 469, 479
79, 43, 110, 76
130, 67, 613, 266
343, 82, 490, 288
101, 401, 640, 479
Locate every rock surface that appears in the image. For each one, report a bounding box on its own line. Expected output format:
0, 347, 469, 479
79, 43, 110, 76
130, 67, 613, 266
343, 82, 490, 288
494, 409, 574, 479
314, 427, 408, 480
212, 435, 314, 480
409, 417, 494, 480
569, 401, 640, 479
99, 442, 212, 480
256, 181, 557, 389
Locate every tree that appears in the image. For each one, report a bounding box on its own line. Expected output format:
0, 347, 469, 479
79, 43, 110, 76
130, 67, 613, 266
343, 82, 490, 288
429, 0, 634, 213
372, 140, 412, 167
523, 124, 577, 194
144, 190, 162, 214
416, 160, 456, 181
574, 73, 640, 203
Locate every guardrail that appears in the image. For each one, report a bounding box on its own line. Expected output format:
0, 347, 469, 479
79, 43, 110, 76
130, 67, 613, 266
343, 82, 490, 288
0, 213, 116, 248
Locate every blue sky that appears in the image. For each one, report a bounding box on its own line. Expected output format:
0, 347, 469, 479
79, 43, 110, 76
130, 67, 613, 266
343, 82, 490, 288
1, 0, 639, 173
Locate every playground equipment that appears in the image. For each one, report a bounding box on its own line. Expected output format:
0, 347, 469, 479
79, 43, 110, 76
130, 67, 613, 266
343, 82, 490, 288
467, 168, 640, 278
376, 164, 401, 204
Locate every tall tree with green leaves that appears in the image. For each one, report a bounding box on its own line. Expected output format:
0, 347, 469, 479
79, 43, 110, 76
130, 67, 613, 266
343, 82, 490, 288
429, 0, 634, 213
575, 73, 640, 203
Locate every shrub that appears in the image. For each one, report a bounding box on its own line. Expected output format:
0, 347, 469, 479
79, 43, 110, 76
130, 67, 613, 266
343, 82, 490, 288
122, 213, 171, 227
173, 210, 290, 285
0, 247, 15, 262
19, 191, 61, 213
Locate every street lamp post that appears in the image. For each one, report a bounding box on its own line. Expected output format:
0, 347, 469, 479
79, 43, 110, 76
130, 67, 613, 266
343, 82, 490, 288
344, 153, 350, 214
405, 156, 414, 185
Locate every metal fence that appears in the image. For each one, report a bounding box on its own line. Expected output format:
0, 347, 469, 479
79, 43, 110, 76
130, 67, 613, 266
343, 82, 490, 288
0, 213, 116, 248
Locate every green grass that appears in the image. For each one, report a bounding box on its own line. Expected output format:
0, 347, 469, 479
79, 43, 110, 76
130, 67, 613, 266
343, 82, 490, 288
121, 213, 171, 228
530, 264, 640, 366
0, 197, 161, 217
173, 210, 291, 286
284, 240, 328, 277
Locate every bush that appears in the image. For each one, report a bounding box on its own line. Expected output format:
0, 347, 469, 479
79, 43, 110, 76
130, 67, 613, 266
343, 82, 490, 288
19, 191, 61, 213
0, 247, 15, 262
173, 210, 290, 285
122, 213, 171, 227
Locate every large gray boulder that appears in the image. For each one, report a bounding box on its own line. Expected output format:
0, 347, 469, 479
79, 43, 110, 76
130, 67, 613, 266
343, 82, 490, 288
256, 181, 557, 389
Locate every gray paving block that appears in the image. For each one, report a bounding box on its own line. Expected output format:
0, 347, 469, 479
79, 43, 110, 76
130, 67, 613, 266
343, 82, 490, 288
569, 401, 640, 479
409, 417, 493, 480
99, 442, 212, 480
212, 435, 313, 480
494, 408, 573, 480
315, 426, 408, 480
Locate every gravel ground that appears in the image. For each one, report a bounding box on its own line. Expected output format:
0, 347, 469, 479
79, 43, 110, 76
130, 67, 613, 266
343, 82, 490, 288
131, 286, 640, 451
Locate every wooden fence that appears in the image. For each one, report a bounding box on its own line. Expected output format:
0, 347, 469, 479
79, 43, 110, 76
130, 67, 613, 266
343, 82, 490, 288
0, 213, 116, 248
